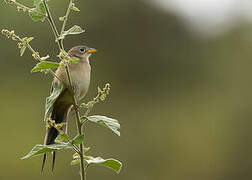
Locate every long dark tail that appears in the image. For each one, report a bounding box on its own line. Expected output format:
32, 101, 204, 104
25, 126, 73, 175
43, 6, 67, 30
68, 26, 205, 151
41, 150, 56, 173
41, 101, 71, 173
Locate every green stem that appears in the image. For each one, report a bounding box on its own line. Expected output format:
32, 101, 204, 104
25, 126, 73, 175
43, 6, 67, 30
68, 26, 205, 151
65, 65, 86, 180
42, 1, 63, 50
59, 0, 74, 50
58, 1, 86, 179
32, 1, 85, 179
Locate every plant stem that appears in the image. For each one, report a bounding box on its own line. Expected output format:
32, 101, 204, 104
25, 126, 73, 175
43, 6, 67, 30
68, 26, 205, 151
65, 65, 86, 180
42, 1, 63, 50
59, 0, 74, 50
42, 1, 86, 179
59, 1, 86, 179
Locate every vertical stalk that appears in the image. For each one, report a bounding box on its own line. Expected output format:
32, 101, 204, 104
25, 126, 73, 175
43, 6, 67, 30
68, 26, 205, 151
42, 1, 86, 179
42, 1, 63, 50
59, 0, 74, 49
43, 0, 86, 180
65, 66, 85, 180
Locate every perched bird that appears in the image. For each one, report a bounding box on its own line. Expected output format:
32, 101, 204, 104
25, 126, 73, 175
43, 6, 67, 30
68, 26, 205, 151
41, 45, 97, 173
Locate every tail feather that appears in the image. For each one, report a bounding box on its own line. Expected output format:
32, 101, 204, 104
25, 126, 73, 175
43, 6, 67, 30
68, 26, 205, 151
41, 100, 71, 172
52, 151, 56, 172
41, 153, 47, 174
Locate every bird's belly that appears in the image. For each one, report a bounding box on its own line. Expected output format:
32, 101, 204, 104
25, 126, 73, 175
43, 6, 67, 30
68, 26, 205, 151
72, 70, 90, 100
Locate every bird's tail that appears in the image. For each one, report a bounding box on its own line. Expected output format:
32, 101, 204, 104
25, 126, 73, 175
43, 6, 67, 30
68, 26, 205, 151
41, 102, 71, 173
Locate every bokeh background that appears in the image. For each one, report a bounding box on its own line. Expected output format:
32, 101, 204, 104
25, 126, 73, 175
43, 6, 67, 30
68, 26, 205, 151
1, 0, 252, 179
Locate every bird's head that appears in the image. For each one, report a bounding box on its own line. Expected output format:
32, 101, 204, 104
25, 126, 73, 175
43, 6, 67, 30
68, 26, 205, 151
68, 45, 97, 59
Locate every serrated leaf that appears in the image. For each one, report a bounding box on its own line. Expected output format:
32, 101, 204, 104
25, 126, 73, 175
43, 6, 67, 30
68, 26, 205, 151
20, 46, 26, 56
28, 0, 46, 22
44, 82, 66, 119
86, 115, 120, 136
21, 143, 72, 160
85, 156, 122, 174
55, 133, 69, 143
71, 135, 84, 145
31, 61, 59, 73
58, 25, 85, 40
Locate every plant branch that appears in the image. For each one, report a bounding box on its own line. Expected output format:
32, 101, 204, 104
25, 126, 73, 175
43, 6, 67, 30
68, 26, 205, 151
42, 0, 63, 50
59, 0, 74, 50
38, 1, 86, 179
65, 65, 86, 180
81, 84, 110, 125
57, 1, 86, 179
5, 0, 47, 16
26, 43, 62, 82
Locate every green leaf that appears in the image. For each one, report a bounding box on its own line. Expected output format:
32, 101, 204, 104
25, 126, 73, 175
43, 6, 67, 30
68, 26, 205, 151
20, 46, 26, 56
71, 159, 81, 165
73, 152, 79, 159
84, 147, 91, 153
26, 37, 34, 43
44, 82, 66, 119
58, 25, 85, 40
71, 153, 81, 166
55, 133, 69, 143
70, 57, 79, 63
71, 4, 80, 12
59, 16, 66, 21
31, 61, 59, 73
71, 135, 84, 145
85, 156, 122, 174
21, 143, 72, 160
65, 25, 85, 35
28, 0, 46, 22
86, 115, 120, 136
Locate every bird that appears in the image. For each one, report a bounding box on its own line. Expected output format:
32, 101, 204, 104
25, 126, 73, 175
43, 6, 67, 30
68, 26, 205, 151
41, 45, 97, 173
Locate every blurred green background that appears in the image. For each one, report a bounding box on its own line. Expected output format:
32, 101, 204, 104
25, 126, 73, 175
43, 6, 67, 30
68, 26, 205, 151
1, 0, 252, 179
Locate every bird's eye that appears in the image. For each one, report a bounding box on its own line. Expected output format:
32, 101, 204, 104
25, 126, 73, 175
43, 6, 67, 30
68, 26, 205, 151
79, 48, 85, 53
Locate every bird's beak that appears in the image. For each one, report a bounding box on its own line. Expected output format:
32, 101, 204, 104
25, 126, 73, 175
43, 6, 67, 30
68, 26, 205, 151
86, 48, 97, 54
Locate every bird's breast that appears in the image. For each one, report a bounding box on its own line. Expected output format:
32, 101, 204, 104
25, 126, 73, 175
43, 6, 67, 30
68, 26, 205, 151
55, 61, 91, 103
71, 62, 91, 100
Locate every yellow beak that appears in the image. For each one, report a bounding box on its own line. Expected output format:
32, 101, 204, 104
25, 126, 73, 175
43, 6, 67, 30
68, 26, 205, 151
86, 48, 97, 54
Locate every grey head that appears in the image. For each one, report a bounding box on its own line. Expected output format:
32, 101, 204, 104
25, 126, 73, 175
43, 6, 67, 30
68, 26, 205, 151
68, 45, 97, 59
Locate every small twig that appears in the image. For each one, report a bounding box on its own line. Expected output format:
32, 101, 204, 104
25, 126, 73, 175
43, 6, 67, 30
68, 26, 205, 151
2, 29, 62, 82
5, 0, 47, 17
25, 44, 62, 82
81, 84, 110, 125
